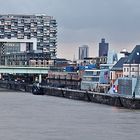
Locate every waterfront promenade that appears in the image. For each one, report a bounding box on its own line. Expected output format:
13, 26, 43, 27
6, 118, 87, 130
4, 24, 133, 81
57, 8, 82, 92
0, 89, 140, 140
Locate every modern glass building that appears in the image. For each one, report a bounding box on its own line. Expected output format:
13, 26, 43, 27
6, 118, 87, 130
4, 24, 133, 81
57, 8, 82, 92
79, 45, 89, 60
99, 38, 109, 57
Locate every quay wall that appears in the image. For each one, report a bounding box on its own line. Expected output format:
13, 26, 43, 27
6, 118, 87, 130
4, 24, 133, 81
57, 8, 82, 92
34, 85, 140, 109
0, 80, 140, 109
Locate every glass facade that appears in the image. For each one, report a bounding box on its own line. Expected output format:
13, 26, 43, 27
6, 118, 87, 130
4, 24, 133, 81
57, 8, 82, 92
79, 45, 89, 60
4, 43, 20, 54
99, 38, 109, 57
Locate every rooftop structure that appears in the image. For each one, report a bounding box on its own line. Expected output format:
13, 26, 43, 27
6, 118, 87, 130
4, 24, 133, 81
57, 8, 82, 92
123, 45, 140, 77
111, 57, 128, 71
125, 45, 140, 64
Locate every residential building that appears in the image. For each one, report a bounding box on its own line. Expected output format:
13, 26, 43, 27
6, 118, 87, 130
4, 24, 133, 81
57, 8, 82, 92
110, 57, 128, 86
78, 45, 89, 60
0, 14, 57, 65
0, 50, 55, 66
109, 45, 140, 97
81, 69, 110, 92
99, 38, 109, 57
123, 45, 140, 77
81, 69, 101, 91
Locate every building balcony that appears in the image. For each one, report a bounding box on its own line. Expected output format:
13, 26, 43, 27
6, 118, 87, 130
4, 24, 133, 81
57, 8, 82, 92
37, 24, 43, 27
0, 23, 4, 25
5, 29, 11, 32
0, 33, 4, 36
4, 22, 11, 25
24, 30, 30, 33
37, 33, 43, 37
18, 23, 24, 26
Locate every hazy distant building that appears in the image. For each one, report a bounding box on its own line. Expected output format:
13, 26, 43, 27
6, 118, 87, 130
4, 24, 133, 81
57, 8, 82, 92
99, 38, 109, 57
79, 45, 89, 60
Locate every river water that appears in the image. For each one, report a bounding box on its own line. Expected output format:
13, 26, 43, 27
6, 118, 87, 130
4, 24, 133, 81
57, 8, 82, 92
0, 88, 140, 140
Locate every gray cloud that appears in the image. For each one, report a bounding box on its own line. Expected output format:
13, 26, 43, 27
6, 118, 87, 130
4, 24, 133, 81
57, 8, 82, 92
0, 0, 140, 59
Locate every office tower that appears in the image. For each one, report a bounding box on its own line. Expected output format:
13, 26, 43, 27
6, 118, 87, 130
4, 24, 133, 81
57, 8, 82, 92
79, 45, 89, 60
99, 38, 109, 57
0, 14, 57, 64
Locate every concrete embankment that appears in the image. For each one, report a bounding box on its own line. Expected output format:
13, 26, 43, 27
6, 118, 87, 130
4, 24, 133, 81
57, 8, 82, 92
0, 80, 140, 109
41, 86, 140, 109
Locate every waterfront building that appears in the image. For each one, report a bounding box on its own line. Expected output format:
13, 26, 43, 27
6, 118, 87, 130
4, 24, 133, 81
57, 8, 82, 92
99, 38, 109, 57
47, 71, 81, 89
109, 45, 140, 97
78, 45, 89, 60
110, 57, 128, 86
81, 69, 101, 91
81, 69, 110, 92
123, 45, 140, 77
0, 14, 57, 65
0, 50, 54, 66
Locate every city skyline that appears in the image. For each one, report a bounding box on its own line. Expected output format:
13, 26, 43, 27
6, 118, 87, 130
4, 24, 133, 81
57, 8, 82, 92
0, 0, 140, 59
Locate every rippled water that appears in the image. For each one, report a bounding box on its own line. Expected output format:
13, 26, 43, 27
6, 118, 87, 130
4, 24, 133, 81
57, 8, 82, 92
0, 88, 140, 140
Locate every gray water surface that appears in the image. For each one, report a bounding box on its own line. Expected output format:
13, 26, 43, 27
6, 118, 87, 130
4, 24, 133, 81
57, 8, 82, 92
0, 88, 140, 140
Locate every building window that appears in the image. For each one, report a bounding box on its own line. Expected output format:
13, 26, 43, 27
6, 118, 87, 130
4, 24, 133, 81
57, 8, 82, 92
110, 72, 112, 80
124, 68, 126, 72
124, 75, 128, 77
127, 68, 129, 72
119, 74, 122, 77
132, 68, 134, 72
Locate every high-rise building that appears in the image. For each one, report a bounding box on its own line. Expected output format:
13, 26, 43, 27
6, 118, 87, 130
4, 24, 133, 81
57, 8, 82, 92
99, 38, 109, 57
0, 14, 57, 65
79, 45, 89, 60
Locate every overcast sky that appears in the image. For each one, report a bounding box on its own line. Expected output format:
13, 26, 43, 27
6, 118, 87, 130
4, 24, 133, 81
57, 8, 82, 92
1, 0, 140, 59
